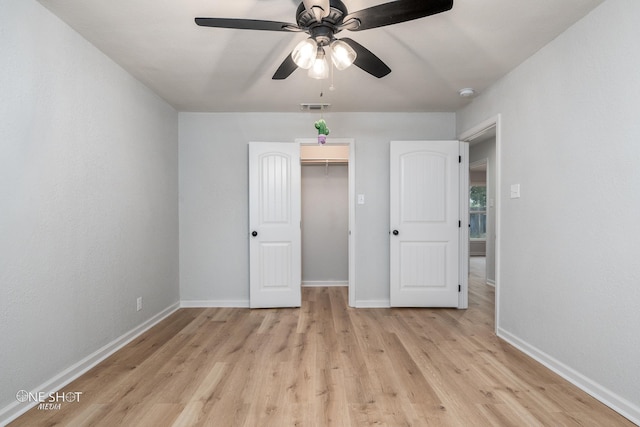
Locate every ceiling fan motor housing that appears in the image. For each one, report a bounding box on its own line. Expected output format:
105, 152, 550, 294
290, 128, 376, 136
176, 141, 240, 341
296, 0, 349, 45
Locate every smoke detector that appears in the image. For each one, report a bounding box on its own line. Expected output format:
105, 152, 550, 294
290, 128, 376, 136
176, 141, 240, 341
458, 88, 476, 98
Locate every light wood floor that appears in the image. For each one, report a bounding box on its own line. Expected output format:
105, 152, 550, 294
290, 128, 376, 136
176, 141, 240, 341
12, 258, 634, 426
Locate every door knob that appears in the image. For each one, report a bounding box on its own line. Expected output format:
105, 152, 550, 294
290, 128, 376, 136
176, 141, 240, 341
392, 230, 399, 235
251, 231, 258, 237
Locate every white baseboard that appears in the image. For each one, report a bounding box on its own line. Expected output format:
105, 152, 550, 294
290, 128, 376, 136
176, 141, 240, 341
486, 279, 495, 286
302, 281, 348, 287
355, 299, 390, 308
180, 300, 250, 308
497, 328, 640, 425
0, 302, 180, 426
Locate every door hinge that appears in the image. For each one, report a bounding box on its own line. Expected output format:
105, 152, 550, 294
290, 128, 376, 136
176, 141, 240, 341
458, 220, 461, 228
459, 155, 462, 163
458, 284, 461, 292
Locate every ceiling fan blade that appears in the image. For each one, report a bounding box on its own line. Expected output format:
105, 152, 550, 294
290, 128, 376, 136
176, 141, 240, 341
341, 38, 391, 78
195, 17, 300, 32
343, 0, 453, 32
272, 53, 298, 80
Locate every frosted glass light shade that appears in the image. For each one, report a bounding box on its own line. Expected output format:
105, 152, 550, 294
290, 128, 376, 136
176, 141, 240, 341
308, 48, 329, 79
330, 39, 357, 70
291, 38, 317, 69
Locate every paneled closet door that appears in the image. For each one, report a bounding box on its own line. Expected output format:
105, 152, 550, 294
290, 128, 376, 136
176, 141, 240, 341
249, 142, 301, 308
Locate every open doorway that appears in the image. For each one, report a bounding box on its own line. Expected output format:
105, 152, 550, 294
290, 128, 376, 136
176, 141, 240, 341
460, 115, 500, 331
298, 139, 355, 307
469, 159, 490, 286
468, 132, 496, 289
301, 144, 349, 289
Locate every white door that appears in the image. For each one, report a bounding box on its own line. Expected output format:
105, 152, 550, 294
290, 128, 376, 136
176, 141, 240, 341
390, 140, 460, 307
249, 142, 301, 308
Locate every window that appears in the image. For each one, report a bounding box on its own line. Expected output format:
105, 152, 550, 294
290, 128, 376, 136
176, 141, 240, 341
470, 185, 487, 239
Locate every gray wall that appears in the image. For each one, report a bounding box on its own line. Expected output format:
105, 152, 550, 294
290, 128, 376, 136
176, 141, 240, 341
457, 0, 640, 419
179, 112, 456, 306
469, 138, 496, 283
0, 0, 179, 417
301, 164, 349, 285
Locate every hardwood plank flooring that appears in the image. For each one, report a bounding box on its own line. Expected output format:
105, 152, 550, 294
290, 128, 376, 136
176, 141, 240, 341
11, 258, 634, 426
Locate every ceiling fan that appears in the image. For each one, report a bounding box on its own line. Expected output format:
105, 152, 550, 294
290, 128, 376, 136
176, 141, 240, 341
195, 0, 453, 80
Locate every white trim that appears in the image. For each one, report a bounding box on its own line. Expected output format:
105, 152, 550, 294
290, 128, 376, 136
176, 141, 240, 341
296, 137, 356, 308
0, 302, 180, 426
348, 141, 356, 308
469, 159, 489, 167
459, 114, 501, 332
498, 328, 640, 426
460, 118, 496, 143
180, 300, 250, 308
458, 141, 470, 309
355, 299, 390, 308
486, 279, 495, 286
302, 281, 348, 287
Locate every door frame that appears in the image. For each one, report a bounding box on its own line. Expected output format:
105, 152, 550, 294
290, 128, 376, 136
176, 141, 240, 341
459, 114, 502, 332
459, 141, 470, 309
296, 137, 356, 307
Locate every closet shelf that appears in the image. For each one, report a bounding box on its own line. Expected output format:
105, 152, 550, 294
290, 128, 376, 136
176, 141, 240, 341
301, 158, 348, 165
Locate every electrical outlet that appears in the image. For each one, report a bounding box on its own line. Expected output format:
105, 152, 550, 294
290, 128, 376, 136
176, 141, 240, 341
136, 297, 143, 312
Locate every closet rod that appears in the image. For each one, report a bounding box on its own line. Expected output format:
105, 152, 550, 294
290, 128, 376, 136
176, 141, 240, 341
300, 158, 348, 165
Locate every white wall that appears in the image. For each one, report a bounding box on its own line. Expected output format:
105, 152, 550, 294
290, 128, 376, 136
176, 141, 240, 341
469, 138, 496, 283
457, 0, 640, 421
301, 164, 348, 285
179, 112, 455, 306
0, 0, 179, 420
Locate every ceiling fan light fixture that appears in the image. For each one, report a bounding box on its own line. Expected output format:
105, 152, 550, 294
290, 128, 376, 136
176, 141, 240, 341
292, 38, 317, 69
308, 47, 329, 79
330, 39, 357, 70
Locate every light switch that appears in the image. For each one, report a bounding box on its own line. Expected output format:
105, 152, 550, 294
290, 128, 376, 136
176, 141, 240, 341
510, 184, 521, 199
357, 194, 365, 205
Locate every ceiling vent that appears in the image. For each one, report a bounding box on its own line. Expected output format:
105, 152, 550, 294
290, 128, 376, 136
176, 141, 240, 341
300, 103, 331, 111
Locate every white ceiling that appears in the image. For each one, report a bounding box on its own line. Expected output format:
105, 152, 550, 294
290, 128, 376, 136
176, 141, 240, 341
38, 0, 604, 113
